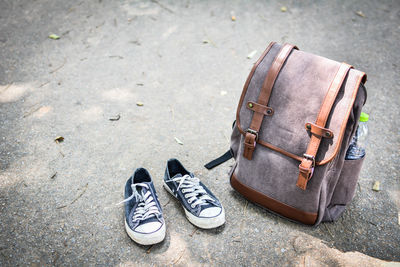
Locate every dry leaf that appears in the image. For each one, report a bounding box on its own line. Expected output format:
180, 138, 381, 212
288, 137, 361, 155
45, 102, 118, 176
230, 11, 236, 21
49, 34, 60, 40
247, 50, 257, 59
109, 114, 120, 121
355, 11, 365, 17
54, 136, 64, 143
202, 38, 216, 47
281, 6, 287, 12
136, 102, 144, 106
174, 137, 183, 145
372, 181, 380, 191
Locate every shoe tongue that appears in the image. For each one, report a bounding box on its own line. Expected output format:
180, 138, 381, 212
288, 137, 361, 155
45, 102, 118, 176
172, 173, 183, 179
172, 173, 194, 179
133, 182, 151, 197
139, 186, 148, 195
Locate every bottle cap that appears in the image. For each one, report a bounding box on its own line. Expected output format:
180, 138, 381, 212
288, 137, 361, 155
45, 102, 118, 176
360, 112, 369, 122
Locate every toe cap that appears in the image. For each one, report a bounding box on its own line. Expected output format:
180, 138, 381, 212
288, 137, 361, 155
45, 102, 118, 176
135, 221, 162, 234
199, 207, 222, 217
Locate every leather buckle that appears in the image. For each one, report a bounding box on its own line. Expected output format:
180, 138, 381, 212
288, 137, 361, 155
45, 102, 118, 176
246, 128, 259, 141
303, 153, 315, 168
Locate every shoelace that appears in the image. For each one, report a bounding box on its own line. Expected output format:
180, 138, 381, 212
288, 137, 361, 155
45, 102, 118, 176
166, 174, 214, 209
118, 183, 161, 222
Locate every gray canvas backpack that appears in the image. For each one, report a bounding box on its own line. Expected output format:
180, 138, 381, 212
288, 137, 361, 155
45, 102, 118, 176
206, 42, 367, 225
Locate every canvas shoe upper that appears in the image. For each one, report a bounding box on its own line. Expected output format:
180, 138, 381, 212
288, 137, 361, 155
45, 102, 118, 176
120, 168, 166, 245
163, 159, 225, 229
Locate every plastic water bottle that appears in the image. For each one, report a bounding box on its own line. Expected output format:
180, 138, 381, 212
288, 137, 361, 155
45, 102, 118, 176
345, 112, 369, 160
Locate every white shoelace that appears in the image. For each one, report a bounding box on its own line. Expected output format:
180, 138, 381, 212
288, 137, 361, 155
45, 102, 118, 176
118, 183, 160, 222
166, 174, 214, 208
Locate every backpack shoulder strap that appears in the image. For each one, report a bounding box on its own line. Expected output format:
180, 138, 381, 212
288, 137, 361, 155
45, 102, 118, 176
296, 63, 352, 190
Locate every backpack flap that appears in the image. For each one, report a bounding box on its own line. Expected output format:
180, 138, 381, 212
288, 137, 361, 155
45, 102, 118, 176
236, 42, 366, 172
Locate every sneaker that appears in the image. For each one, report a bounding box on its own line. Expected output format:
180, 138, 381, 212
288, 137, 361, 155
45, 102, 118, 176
163, 159, 225, 229
120, 168, 166, 245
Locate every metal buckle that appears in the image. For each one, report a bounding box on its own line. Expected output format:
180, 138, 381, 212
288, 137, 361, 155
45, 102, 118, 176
303, 153, 315, 167
246, 128, 259, 141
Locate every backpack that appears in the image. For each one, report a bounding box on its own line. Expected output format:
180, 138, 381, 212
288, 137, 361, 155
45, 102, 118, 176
206, 42, 367, 225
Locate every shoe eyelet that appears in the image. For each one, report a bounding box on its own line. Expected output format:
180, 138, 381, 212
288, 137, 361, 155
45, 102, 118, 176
191, 204, 195, 208
184, 194, 189, 198
182, 189, 186, 193
188, 199, 192, 204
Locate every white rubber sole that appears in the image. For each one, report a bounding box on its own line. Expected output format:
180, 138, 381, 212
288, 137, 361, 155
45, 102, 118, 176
125, 220, 166, 245
163, 181, 226, 229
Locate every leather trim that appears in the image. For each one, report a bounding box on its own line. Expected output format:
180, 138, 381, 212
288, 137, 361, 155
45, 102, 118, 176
246, 101, 274, 116
318, 72, 366, 165
305, 122, 334, 139
243, 133, 257, 160
230, 173, 317, 225
258, 139, 303, 162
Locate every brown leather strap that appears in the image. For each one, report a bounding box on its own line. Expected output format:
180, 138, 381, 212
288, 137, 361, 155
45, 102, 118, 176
296, 63, 352, 190
305, 122, 334, 139
244, 43, 298, 160
246, 101, 274, 116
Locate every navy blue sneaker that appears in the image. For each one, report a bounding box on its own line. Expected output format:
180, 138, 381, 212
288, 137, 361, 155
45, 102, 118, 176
163, 159, 225, 229
120, 168, 165, 245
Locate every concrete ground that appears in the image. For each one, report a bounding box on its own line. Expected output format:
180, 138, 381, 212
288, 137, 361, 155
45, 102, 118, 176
0, 0, 399, 266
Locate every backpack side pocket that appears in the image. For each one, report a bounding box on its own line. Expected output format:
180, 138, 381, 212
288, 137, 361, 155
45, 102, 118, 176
323, 156, 365, 222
